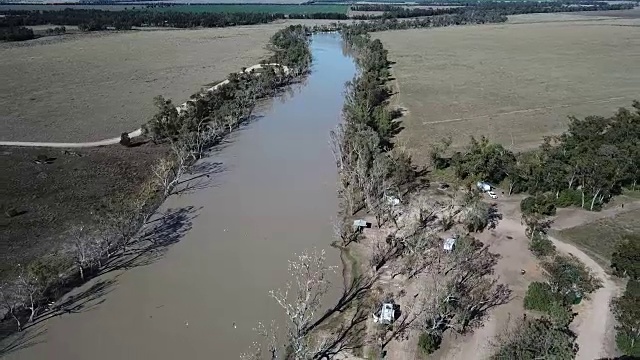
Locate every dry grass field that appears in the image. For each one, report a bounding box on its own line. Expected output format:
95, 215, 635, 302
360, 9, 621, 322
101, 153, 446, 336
375, 13, 640, 165
0, 25, 282, 142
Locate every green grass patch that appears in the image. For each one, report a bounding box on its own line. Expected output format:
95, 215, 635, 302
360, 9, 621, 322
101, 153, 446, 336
151, 4, 349, 14
555, 209, 640, 270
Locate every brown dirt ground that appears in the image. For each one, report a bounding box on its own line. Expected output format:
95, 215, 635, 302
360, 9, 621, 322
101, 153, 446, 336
0, 143, 167, 277
375, 13, 640, 165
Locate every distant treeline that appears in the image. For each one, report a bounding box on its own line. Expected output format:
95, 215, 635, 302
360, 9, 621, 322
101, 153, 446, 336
0, 9, 284, 30
341, 11, 508, 35
288, 12, 347, 19
351, 4, 406, 12
1, 0, 635, 42
414, 0, 637, 5
350, 1, 634, 21
352, 7, 461, 20
471, 1, 635, 14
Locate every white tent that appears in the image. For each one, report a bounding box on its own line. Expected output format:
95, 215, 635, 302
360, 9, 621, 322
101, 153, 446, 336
373, 303, 396, 325
444, 237, 457, 252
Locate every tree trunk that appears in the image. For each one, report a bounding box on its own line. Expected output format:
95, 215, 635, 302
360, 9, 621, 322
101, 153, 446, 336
29, 295, 36, 322
581, 190, 585, 208
11, 309, 22, 332
590, 189, 601, 211
79, 264, 84, 281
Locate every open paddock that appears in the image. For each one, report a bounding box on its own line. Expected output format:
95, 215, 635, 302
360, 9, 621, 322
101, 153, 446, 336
375, 14, 640, 164
0, 24, 284, 142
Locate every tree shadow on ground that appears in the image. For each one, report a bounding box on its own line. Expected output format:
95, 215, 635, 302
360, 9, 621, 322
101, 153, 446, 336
0, 324, 47, 357
175, 161, 226, 196
488, 204, 503, 230
106, 206, 198, 272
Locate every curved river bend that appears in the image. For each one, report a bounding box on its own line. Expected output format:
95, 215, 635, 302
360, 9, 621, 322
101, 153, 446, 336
3, 33, 356, 359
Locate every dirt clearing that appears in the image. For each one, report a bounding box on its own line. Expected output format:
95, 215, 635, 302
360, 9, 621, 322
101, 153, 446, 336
375, 13, 640, 165
0, 25, 282, 142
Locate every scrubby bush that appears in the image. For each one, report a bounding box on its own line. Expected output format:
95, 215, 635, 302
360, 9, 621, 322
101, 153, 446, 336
544, 254, 601, 304
418, 332, 442, 355
529, 232, 555, 258
524, 282, 558, 312
520, 195, 557, 216
611, 235, 640, 279
612, 280, 640, 356
491, 318, 577, 360
555, 189, 582, 208
120, 132, 131, 147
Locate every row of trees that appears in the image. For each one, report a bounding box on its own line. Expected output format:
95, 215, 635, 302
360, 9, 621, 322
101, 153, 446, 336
330, 29, 509, 357
471, 1, 635, 15
433, 102, 640, 211
0, 26, 311, 335
341, 11, 508, 35
350, 1, 634, 20
0, 9, 285, 31
351, 7, 461, 20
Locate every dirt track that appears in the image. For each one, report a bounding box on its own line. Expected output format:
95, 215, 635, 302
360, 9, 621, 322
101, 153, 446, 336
550, 236, 618, 359
437, 199, 619, 360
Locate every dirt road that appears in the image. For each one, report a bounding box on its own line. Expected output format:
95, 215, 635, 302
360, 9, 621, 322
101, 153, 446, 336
549, 236, 619, 359
438, 203, 618, 360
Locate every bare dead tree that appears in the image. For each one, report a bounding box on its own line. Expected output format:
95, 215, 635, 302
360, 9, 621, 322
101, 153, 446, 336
413, 236, 511, 338
0, 282, 24, 331
15, 266, 43, 323
333, 217, 357, 246
329, 125, 346, 172
240, 321, 279, 360
270, 249, 336, 359
70, 226, 98, 281
153, 141, 189, 196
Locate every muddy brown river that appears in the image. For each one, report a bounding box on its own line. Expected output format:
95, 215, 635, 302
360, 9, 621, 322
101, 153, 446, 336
2, 33, 356, 359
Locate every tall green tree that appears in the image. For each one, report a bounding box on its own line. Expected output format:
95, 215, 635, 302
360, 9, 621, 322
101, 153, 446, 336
611, 235, 640, 280
612, 280, 640, 356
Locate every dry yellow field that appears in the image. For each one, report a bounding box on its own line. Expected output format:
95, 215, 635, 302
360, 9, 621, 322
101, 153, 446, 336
0, 25, 283, 142
375, 14, 640, 164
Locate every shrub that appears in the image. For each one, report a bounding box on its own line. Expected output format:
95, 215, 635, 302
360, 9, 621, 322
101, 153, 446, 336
120, 132, 131, 147
555, 189, 582, 208
546, 301, 573, 329
611, 235, 640, 279
418, 332, 442, 355
529, 232, 555, 258
491, 318, 577, 360
524, 282, 558, 312
544, 255, 602, 304
521, 195, 556, 216
612, 280, 640, 357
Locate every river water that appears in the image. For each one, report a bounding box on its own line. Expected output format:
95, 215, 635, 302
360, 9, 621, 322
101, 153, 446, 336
2, 33, 356, 359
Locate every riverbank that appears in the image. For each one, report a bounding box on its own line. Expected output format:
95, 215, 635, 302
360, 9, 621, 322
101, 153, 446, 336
0, 32, 357, 359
